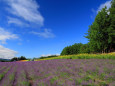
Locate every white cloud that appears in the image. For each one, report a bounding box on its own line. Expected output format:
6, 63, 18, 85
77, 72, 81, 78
0, 45, 17, 59
97, 0, 111, 13
31, 29, 55, 38
90, 8, 97, 19
0, 27, 18, 44
8, 17, 29, 27
4, 0, 55, 38
91, 0, 112, 19
41, 54, 60, 57
6, 0, 44, 26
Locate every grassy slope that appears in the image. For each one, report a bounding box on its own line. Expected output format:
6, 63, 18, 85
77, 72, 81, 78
36, 52, 115, 61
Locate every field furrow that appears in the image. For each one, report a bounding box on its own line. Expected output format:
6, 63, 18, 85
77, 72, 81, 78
0, 64, 17, 86
0, 59, 115, 86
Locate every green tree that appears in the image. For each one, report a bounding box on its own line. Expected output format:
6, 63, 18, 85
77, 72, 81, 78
71, 43, 83, 54
108, 0, 115, 52
18, 56, 27, 60
61, 46, 72, 55
61, 43, 83, 55
11, 57, 18, 61
80, 44, 90, 53
85, 7, 109, 53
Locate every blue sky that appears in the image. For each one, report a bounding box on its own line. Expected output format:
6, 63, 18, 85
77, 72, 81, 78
0, 0, 112, 59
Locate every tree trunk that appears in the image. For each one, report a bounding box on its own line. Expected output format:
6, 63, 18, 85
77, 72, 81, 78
104, 49, 105, 53
102, 50, 103, 53
110, 44, 112, 52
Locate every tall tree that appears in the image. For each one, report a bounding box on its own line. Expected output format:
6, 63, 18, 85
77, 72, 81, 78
108, 0, 115, 52
85, 7, 109, 53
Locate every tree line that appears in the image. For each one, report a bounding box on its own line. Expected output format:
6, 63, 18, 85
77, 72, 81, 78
0, 56, 27, 62
39, 55, 58, 59
61, 0, 115, 55
11, 56, 27, 61
61, 43, 90, 55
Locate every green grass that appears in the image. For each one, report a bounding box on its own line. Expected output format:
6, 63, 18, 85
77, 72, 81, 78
50, 76, 59, 84
0, 74, 4, 80
0, 67, 11, 81
75, 78, 82, 85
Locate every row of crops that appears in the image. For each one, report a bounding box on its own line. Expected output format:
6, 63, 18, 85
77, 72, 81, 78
0, 59, 115, 86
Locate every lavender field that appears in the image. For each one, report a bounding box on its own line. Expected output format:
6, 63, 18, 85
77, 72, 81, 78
0, 59, 115, 86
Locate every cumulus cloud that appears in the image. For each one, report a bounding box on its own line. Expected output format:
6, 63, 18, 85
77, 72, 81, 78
0, 27, 18, 44
0, 45, 18, 59
6, 0, 44, 26
97, 0, 111, 13
31, 29, 55, 38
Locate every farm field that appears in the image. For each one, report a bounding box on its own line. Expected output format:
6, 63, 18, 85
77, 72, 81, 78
0, 59, 115, 86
